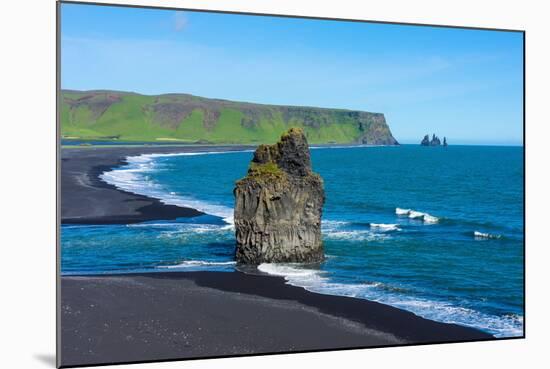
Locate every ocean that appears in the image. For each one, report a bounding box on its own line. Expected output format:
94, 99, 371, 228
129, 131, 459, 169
61, 145, 524, 338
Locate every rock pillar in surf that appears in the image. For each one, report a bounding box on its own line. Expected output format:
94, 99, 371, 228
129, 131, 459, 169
234, 128, 325, 264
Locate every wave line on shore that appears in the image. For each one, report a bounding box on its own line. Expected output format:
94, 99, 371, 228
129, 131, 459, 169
100, 151, 248, 224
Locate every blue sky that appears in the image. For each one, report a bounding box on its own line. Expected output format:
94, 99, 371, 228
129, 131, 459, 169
61, 3, 524, 145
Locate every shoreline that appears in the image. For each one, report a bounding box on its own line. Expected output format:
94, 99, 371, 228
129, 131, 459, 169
61, 145, 254, 224
60, 271, 493, 367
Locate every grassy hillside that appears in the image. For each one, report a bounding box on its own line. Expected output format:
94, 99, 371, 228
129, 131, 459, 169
60, 90, 398, 145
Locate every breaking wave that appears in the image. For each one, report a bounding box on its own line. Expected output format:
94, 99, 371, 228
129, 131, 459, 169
395, 207, 439, 224
158, 260, 236, 269
370, 223, 401, 232
474, 231, 502, 240
395, 207, 411, 215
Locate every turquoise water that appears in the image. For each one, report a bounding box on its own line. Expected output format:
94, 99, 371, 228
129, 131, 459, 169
61, 145, 524, 337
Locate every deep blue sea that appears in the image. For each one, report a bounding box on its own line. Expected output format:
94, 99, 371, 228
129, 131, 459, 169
61, 145, 524, 338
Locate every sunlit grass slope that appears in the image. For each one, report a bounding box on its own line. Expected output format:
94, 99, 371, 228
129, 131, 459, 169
61, 90, 398, 145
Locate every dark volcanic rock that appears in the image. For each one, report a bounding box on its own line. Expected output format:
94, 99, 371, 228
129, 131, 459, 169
421, 133, 444, 146
430, 134, 441, 146
357, 113, 399, 145
421, 134, 430, 146
234, 128, 325, 264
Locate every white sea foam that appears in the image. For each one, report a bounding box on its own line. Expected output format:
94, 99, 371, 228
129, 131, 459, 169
408, 210, 425, 219
126, 220, 235, 243
165, 225, 233, 241
474, 231, 502, 240
324, 229, 388, 242
258, 263, 324, 278
257, 263, 523, 338
158, 260, 236, 269
100, 151, 251, 224
381, 297, 523, 338
127, 222, 233, 232
257, 263, 381, 295
370, 223, 401, 232
321, 220, 351, 231
423, 214, 439, 224
395, 207, 411, 215
395, 208, 439, 224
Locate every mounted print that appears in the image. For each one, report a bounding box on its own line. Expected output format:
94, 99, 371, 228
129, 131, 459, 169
57, 1, 525, 367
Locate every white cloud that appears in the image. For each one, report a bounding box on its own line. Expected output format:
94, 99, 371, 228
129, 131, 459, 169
173, 11, 188, 32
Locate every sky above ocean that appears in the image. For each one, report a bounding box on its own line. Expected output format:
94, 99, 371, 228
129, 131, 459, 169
60, 3, 523, 145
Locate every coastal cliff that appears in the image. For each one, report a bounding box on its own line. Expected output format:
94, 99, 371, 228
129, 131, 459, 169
234, 128, 325, 264
60, 90, 399, 145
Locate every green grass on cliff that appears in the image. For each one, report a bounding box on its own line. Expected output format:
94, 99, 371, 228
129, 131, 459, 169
60, 90, 396, 145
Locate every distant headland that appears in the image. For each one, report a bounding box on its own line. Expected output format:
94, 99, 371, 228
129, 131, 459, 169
421, 134, 447, 146
60, 89, 399, 145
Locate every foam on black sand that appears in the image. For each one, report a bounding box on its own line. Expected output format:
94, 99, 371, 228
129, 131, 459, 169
60, 145, 250, 224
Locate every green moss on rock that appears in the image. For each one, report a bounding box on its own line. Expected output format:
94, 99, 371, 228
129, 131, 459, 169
246, 162, 287, 183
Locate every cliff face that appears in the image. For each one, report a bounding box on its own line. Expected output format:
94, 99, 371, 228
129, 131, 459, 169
234, 128, 325, 264
61, 90, 399, 145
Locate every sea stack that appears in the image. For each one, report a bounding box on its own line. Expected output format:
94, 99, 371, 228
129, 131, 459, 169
421, 134, 430, 146
420, 133, 443, 146
234, 128, 325, 264
430, 134, 441, 146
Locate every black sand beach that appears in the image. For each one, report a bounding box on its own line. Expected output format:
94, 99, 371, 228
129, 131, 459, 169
60, 272, 492, 367
59, 145, 494, 367
61, 145, 253, 224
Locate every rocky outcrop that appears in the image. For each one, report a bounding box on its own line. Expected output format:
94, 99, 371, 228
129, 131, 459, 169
421, 133, 445, 146
234, 128, 325, 264
421, 134, 430, 146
